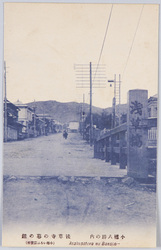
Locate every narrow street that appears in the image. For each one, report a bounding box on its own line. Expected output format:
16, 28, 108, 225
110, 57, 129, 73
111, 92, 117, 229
3, 132, 156, 229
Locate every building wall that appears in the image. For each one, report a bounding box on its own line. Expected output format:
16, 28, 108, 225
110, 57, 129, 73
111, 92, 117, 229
148, 101, 157, 118
27, 109, 33, 121
17, 107, 33, 136
7, 126, 18, 141
69, 122, 79, 132
18, 107, 33, 121
18, 107, 27, 120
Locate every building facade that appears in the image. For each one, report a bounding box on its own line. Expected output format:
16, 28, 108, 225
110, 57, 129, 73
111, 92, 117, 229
3, 100, 24, 141
14, 100, 34, 138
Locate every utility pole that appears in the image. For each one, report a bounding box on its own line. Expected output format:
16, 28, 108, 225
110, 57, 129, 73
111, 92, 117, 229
43, 106, 45, 135
89, 62, 93, 146
80, 93, 85, 137
82, 93, 85, 139
108, 74, 121, 128
4, 61, 8, 142
75, 63, 106, 145
118, 74, 121, 125
113, 74, 116, 128
33, 100, 36, 137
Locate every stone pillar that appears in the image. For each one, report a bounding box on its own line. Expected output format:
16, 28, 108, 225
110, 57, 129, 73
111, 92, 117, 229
127, 89, 148, 179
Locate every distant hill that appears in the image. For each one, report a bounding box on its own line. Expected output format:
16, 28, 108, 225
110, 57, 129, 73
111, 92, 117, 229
27, 100, 127, 124
27, 101, 102, 123
104, 103, 127, 116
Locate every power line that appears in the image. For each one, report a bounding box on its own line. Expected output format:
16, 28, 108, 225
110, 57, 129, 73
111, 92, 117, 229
93, 4, 113, 83
122, 5, 144, 78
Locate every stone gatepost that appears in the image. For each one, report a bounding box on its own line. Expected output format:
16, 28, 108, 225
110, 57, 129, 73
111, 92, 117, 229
127, 89, 148, 179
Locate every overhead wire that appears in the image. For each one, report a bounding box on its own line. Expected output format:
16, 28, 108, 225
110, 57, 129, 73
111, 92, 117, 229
76, 4, 144, 106
93, 4, 113, 83
75, 5, 113, 90
122, 4, 144, 79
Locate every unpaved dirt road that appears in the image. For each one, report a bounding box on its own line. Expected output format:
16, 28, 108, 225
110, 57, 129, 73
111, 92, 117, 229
3, 132, 126, 177
3, 133, 156, 228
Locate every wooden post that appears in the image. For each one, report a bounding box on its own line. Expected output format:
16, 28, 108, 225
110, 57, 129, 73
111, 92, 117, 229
105, 138, 110, 162
94, 140, 98, 158
101, 139, 105, 160
89, 62, 93, 146
98, 141, 101, 159
127, 89, 148, 179
119, 131, 127, 169
111, 134, 117, 165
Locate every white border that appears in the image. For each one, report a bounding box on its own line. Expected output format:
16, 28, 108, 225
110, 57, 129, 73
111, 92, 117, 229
0, 1, 160, 250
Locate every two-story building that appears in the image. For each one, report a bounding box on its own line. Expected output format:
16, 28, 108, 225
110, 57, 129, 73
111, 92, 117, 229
148, 94, 157, 147
36, 114, 56, 135
3, 100, 24, 141
14, 100, 34, 138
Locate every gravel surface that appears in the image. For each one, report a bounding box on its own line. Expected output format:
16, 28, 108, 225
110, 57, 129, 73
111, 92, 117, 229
4, 176, 156, 227
3, 133, 127, 177
3, 133, 156, 228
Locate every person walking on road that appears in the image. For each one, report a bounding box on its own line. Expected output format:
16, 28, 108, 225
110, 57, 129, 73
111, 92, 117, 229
63, 130, 68, 139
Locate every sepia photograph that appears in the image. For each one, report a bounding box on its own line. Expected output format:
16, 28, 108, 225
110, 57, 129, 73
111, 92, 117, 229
2, 2, 159, 247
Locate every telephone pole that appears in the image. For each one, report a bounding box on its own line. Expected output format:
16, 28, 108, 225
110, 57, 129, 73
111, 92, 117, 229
108, 74, 121, 127
89, 62, 93, 146
75, 62, 106, 145
82, 93, 85, 139
4, 61, 8, 142
80, 93, 85, 138
33, 100, 36, 137
118, 74, 121, 125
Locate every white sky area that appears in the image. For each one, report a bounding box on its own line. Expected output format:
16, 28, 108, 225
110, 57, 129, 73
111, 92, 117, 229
4, 3, 159, 108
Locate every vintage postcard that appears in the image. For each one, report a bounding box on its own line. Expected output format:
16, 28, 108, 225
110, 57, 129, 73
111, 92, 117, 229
2, 2, 159, 247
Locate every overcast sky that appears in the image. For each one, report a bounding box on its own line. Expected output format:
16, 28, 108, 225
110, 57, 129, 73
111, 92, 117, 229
4, 3, 159, 108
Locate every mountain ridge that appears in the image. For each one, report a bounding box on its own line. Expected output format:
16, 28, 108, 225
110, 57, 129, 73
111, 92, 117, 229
27, 100, 127, 124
